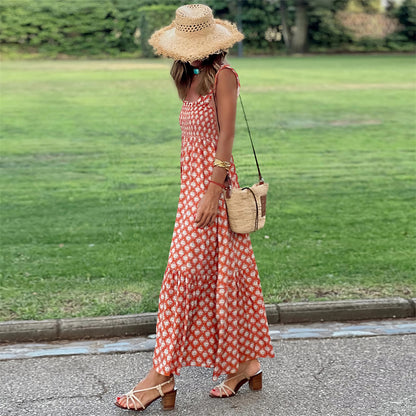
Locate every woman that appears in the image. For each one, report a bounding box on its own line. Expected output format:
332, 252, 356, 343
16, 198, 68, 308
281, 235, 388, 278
115, 4, 274, 412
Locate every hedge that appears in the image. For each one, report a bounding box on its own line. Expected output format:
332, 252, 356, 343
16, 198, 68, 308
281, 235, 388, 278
0, 0, 120, 56
0, 0, 181, 57
0, 0, 414, 57
138, 5, 177, 58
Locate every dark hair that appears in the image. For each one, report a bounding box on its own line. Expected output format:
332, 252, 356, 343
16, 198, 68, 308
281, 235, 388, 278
170, 51, 227, 100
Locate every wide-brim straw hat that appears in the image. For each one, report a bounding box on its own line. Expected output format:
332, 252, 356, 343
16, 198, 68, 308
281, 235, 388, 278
148, 4, 244, 62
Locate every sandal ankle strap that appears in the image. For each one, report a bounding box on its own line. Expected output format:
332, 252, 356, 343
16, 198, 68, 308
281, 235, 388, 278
132, 377, 174, 397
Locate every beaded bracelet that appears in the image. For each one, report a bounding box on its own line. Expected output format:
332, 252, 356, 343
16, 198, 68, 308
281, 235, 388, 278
208, 180, 226, 189
213, 158, 231, 172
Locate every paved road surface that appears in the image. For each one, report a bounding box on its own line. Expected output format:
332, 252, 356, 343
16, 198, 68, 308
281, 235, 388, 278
1, 320, 415, 416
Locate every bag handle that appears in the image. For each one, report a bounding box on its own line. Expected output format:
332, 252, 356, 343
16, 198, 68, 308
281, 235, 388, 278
213, 66, 264, 184
238, 94, 264, 184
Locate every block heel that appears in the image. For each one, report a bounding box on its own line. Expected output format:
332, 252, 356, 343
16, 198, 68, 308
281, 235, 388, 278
248, 371, 262, 391
162, 388, 177, 411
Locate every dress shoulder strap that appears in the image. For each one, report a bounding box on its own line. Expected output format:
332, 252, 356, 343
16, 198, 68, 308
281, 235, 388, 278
213, 64, 240, 96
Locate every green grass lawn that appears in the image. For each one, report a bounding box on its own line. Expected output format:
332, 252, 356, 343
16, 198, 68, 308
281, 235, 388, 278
1, 55, 415, 321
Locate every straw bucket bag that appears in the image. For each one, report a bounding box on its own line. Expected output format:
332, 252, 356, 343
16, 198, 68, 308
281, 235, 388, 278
224, 180, 268, 234
221, 95, 269, 234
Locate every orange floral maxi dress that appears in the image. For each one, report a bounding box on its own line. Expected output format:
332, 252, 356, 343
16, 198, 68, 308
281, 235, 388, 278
153, 65, 275, 380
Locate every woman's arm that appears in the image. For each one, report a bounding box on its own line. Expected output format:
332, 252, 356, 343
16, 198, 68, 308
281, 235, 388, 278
195, 68, 238, 228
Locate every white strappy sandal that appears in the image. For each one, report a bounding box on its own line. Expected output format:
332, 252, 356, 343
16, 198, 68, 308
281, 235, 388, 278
210, 370, 262, 398
115, 377, 176, 411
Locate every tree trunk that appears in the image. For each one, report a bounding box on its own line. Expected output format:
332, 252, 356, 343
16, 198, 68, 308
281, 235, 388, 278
280, 0, 292, 53
291, 0, 308, 53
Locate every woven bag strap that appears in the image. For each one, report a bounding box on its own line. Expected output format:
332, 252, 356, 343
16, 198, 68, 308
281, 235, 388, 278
213, 66, 264, 184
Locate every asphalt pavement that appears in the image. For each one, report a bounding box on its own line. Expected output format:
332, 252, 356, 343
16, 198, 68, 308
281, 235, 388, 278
1, 319, 415, 416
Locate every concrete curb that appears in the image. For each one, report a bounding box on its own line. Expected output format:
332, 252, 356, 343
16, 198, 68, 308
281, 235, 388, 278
277, 297, 414, 324
1, 297, 415, 344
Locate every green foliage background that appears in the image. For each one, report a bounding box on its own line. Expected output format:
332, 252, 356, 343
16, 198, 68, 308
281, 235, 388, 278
138, 5, 177, 58
0, 0, 414, 58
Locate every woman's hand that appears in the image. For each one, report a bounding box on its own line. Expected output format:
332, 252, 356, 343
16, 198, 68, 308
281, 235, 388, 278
195, 185, 222, 228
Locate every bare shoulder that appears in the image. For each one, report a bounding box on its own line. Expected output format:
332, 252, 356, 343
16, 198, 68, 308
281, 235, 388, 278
216, 67, 238, 94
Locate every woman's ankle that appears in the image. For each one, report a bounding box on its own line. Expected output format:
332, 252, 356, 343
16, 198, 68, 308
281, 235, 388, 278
236, 359, 261, 377
149, 368, 174, 383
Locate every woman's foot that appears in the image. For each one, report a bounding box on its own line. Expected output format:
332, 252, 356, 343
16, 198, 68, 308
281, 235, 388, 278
115, 368, 174, 410
210, 359, 261, 398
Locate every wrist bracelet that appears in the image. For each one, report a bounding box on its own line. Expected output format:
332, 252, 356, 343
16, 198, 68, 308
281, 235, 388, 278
213, 158, 231, 172
208, 179, 226, 189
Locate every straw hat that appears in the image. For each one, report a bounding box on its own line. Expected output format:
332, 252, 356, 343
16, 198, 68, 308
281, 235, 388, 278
148, 4, 244, 62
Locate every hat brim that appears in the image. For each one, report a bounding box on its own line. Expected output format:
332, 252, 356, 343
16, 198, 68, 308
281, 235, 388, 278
149, 19, 244, 62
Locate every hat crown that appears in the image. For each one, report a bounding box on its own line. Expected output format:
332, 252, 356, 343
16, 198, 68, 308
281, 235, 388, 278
174, 4, 214, 33
148, 3, 244, 62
